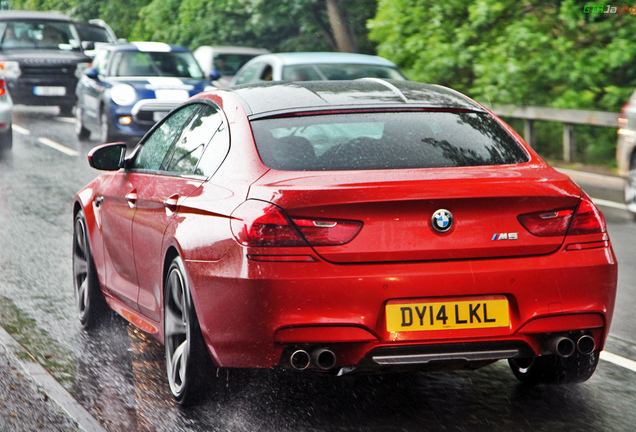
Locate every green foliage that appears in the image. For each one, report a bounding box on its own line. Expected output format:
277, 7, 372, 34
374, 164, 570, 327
7, 0, 377, 53
369, 0, 636, 112
131, 0, 377, 53
369, 0, 632, 165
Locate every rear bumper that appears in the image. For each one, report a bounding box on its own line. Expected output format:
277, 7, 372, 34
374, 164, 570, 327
186, 241, 617, 370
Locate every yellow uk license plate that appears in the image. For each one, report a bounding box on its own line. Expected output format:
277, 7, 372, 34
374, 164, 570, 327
386, 297, 509, 332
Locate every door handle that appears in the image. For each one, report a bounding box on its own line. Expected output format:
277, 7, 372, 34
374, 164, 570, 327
163, 194, 179, 211
125, 191, 137, 208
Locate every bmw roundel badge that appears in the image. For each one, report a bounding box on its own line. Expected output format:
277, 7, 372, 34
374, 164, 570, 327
431, 209, 453, 233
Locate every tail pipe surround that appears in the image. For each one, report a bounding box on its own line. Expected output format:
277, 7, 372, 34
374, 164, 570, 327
577, 334, 596, 355
311, 348, 337, 370
548, 336, 576, 358
289, 347, 337, 371
290, 349, 311, 370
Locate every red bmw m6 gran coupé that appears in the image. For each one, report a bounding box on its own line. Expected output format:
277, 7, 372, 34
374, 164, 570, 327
73, 79, 617, 405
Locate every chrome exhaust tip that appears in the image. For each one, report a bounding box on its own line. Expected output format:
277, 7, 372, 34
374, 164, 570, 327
290, 349, 311, 370
577, 335, 596, 355
548, 336, 576, 358
311, 348, 336, 370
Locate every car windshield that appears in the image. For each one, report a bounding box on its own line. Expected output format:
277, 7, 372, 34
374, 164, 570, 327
214, 53, 260, 76
251, 111, 529, 171
0, 20, 80, 51
282, 63, 406, 81
113, 51, 205, 78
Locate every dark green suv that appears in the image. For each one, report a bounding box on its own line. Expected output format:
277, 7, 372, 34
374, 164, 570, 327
0, 10, 91, 116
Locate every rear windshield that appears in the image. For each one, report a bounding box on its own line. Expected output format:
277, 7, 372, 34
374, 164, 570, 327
110, 51, 205, 79
282, 63, 406, 81
250, 111, 529, 171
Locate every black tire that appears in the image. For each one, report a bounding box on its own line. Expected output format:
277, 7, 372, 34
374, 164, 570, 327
164, 256, 216, 405
99, 109, 115, 143
508, 350, 599, 385
59, 104, 74, 117
73, 210, 109, 329
75, 105, 91, 141
0, 126, 12, 150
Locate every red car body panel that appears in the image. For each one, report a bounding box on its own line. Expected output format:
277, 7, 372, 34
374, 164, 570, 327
74, 81, 618, 374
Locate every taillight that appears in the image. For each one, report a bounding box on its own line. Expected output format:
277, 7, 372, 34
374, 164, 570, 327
0, 80, 5, 97
291, 217, 362, 246
518, 193, 606, 238
518, 208, 575, 237
567, 193, 606, 235
230, 200, 362, 247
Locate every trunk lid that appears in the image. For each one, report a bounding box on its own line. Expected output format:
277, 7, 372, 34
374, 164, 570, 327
247, 164, 581, 263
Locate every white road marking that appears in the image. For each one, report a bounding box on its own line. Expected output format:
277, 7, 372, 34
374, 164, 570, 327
12, 124, 31, 135
37, 137, 79, 157
56, 117, 76, 124
601, 351, 636, 373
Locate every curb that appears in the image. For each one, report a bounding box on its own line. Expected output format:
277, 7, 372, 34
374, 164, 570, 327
0, 326, 108, 432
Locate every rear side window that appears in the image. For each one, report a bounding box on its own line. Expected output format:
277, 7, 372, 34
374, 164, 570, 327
250, 111, 529, 171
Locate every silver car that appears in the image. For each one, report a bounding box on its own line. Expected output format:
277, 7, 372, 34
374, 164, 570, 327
193, 45, 269, 88
230, 52, 407, 87
0, 73, 12, 150
617, 92, 636, 214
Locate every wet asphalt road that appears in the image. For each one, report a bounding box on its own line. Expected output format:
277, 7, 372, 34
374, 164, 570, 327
0, 106, 635, 431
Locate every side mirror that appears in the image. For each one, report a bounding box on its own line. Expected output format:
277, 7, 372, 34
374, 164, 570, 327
88, 142, 127, 171
84, 68, 99, 80
209, 70, 221, 81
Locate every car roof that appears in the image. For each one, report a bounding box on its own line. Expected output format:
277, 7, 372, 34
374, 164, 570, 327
194, 46, 270, 55
102, 42, 190, 53
228, 79, 486, 118
0, 11, 72, 22
249, 52, 400, 67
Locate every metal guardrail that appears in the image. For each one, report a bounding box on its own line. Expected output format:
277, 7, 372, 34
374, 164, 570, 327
487, 104, 620, 163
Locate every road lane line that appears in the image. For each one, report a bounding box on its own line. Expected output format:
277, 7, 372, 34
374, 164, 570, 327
12, 124, 31, 135
37, 137, 79, 157
592, 198, 629, 211
601, 351, 636, 373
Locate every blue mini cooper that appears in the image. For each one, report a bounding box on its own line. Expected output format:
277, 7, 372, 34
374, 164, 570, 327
75, 42, 212, 143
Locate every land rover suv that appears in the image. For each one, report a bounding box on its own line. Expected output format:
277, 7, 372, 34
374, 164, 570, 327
0, 11, 91, 116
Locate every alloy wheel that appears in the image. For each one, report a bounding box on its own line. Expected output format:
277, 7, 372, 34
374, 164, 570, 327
165, 263, 189, 398
73, 216, 90, 319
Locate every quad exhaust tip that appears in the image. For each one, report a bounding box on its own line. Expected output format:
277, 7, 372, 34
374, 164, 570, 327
577, 335, 596, 355
312, 348, 337, 370
548, 335, 596, 358
290, 349, 311, 370
289, 348, 337, 371
549, 336, 576, 358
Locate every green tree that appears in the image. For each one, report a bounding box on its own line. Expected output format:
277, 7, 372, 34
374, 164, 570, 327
133, 0, 377, 53
368, 0, 636, 112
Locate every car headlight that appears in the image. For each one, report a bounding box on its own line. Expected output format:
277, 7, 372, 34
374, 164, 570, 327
0, 61, 21, 79
111, 84, 137, 106
75, 62, 91, 79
